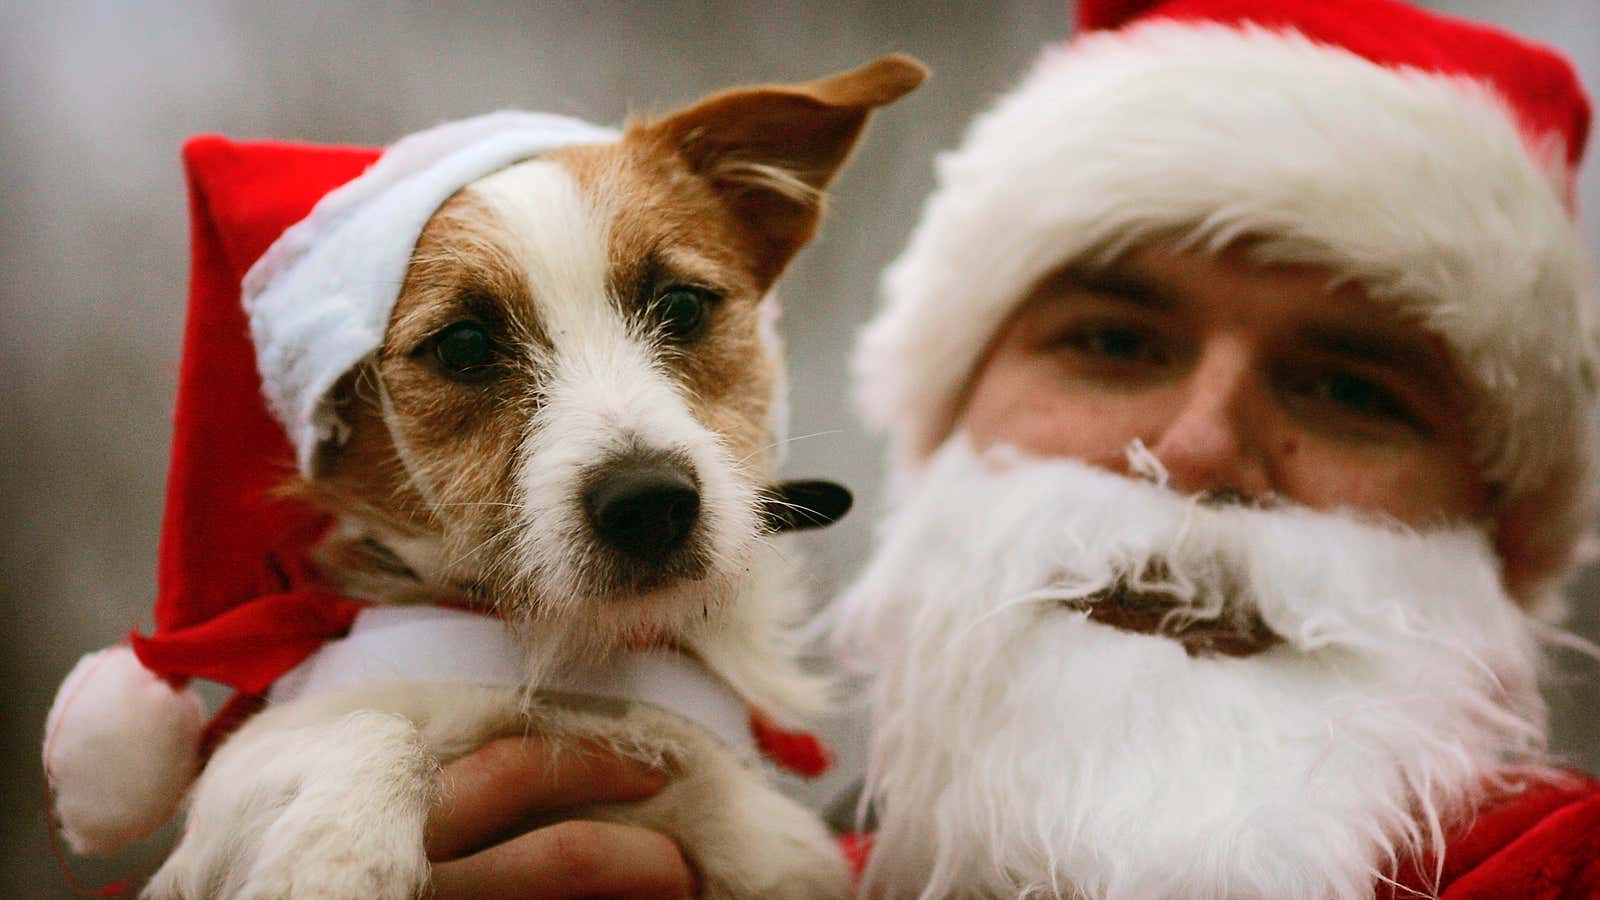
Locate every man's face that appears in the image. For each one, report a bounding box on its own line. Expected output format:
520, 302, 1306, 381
839, 241, 1554, 897
958, 240, 1491, 527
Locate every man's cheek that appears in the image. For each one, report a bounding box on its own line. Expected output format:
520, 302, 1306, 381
962, 373, 1122, 463
1278, 439, 1485, 528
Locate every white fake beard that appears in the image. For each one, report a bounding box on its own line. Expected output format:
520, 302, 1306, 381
830, 437, 1548, 900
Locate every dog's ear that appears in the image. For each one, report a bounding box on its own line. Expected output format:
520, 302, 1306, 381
306, 366, 381, 480
640, 54, 927, 287
298, 365, 425, 525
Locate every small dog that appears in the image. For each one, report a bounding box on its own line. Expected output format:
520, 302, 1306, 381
144, 56, 924, 899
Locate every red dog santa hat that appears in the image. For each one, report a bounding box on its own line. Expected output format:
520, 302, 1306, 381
41, 113, 620, 856
855, 0, 1595, 610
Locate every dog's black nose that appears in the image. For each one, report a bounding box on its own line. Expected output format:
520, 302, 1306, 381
584, 458, 701, 560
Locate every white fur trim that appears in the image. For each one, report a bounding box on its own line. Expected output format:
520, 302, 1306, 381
242, 111, 618, 474
43, 646, 205, 855
856, 23, 1597, 554
268, 605, 757, 761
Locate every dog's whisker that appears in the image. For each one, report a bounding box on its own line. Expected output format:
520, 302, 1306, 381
431, 500, 526, 509
441, 520, 524, 572
736, 429, 845, 466
751, 534, 797, 566
760, 496, 827, 521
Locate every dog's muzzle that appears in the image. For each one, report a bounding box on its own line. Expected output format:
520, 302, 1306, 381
583, 450, 701, 562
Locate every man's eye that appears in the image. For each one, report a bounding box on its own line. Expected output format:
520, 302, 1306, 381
1285, 369, 1428, 435
1312, 372, 1403, 417
1057, 324, 1163, 365
1317, 372, 1389, 412
652, 287, 717, 343
430, 321, 495, 380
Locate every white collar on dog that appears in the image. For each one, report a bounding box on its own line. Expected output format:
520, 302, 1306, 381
267, 604, 755, 760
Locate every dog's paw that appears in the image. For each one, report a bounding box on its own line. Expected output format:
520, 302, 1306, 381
144, 710, 436, 900
227, 778, 432, 900
147, 828, 428, 900
227, 830, 430, 900
702, 825, 853, 900
648, 759, 852, 900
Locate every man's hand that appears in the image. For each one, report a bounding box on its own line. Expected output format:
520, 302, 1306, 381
427, 737, 696, 899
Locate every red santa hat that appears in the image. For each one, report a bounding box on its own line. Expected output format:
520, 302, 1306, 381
42, 113, 616, 856
855, 0, 1596, 609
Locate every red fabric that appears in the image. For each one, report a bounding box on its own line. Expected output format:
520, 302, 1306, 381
130, 136, 381, 694
158, 136, 379, 636
1076, 0, 1165, 31
749, 709, 833, 778
1382, 772, 1600, 898
131, 590, 366, 696
1074, 0, 1591, 174
837, 832, 873, 880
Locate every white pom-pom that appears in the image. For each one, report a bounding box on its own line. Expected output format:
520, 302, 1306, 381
43, 645, 205, 854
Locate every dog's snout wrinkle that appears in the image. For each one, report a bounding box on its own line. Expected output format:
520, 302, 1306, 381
584, 454, 701, 560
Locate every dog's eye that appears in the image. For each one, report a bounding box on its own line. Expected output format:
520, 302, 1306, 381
431, 321, 494, 379
654, 287, 715, 343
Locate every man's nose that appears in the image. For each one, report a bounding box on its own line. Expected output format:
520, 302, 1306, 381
1146, 345, 1273, 499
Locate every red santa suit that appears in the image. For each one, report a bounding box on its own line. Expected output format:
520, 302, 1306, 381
1385, 773, 1600, 897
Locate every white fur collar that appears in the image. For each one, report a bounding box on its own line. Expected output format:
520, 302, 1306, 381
268, 604, 756, 761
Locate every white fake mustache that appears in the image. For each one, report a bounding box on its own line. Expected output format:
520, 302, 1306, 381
841, 435, 1523, 669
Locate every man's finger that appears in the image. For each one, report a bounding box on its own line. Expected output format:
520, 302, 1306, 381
425, 737, 667, 861
430, 819, 695, 900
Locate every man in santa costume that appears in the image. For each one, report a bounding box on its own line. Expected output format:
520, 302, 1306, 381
832, 0, 1600, 897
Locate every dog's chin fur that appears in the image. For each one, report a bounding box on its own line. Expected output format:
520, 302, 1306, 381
831, 436, 1552, 900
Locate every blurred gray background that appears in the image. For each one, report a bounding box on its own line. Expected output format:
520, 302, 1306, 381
3, 2, 1596, 895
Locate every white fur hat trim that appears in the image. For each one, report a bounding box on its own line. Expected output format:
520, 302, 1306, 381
243, 111, 619, 474
43, 646, 206, 855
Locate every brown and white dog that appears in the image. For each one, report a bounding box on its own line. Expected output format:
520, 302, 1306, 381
144, 56, 925, 899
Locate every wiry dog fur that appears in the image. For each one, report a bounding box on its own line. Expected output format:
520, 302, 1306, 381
146, 56, 925, 900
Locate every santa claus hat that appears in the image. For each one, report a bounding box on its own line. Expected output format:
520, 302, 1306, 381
855, 0, 1596, 604
43, 113, 615, 856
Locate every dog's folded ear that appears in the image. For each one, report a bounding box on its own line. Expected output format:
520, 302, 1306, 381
638, 54, 928, 287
